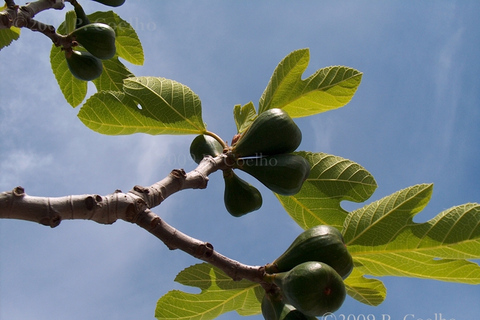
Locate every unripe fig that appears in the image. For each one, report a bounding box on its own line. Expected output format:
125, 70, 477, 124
223, 169, 262, 217
271, 261, 346, 317
189, 134, 224, 164
261, 294, 316, 320
91, 0, 125, 6
265, 225, 353, 279
65, 50, 103, 81
73, 1, 90, 29
234, 154, 310, 196
70, 23, 116, 60
232, 108, 301, 157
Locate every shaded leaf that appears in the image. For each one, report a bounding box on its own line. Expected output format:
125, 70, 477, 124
78, 77, 206, 135
233, 102, 257, 133
344, 184, 480, 284
259, 48, 362, 118
276, 151, 377, 230
0, 26, 20, 51
155, 263, 262, 320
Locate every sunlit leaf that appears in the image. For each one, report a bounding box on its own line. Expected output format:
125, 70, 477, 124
344, 268, 386, 306
48, 11, 88, 107
92, 57, 134, 92
155, 263, 262, 320
78, 77, 206, 135
259, 48, 362, 118
276, 151, 377, 230
233, 102, 257, 133
88, 11, 144, 65
345, 184, 480, 284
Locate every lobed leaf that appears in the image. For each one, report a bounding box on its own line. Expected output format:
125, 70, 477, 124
344, 184, 480, 284
155, 263, 262, 320
344, 268, 386, 306
78, 77, 206, 135
233, 102, 257, 133
259, 48, 362, 118
276, 151, 377, 230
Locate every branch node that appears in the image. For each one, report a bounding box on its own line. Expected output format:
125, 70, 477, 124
39, 214, 61, 228
133, 185, 149, 194
171, 169, 186, 180
150, 216, 161, 228
84, 195, 102, 210
196, 242, 214, 258
13, 186, 25, 197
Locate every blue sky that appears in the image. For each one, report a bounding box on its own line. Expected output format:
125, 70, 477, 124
1, 1, 480, 319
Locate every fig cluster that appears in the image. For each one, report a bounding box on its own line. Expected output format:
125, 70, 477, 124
263, 225, 353, 318
64, 1, 120, 81
189, 108, 310, 217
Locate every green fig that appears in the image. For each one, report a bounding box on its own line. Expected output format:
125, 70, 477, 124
91, 0, 125, 6
73, 1, 90, 29
271, 261, 346, 317
65, 50, 103, 81
261, 293, 316, 320
189, 134, 224, 164
223, 169, 262, 217
265, 225, 353, 279
70, 23, 116, 60
234, 154, 310, 196
232, 108, 302, 157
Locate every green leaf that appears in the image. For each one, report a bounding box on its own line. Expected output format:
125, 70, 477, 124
50, 44, 88, 107
259, 48, 362, 118
155, 263, 262, 320
344, 184, 480, 284
92, 57, 134, 92
78, 77, 206, 135
276, 151, 377, 230
64, 10, 77, 34
49, 11, 87, 107
233, 102, 257, 133
49, 11, 142, 107
0, 26, 20, 51
88, 11, 144, 65
344, 268, 386, 306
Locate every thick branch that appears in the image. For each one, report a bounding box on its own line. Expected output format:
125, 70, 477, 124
0, 154, 270, 285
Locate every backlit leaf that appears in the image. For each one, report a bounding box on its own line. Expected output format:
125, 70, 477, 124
233, 102, 257, 133
88, 11, 144, 65
155, 263, 262, 320
344, 184, 480, 284
259, 48, 362, 118
276, 151, 377, 230
344, 268, 386, 306
78, 77, 206, 135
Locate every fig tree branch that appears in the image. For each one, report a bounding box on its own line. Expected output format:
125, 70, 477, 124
0, 0, 72, 47
0, 154, 269, 286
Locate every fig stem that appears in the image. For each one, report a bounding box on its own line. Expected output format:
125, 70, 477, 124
205, 130, 227, 149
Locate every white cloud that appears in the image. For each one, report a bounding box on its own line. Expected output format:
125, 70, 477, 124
0, 149, 53, 188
